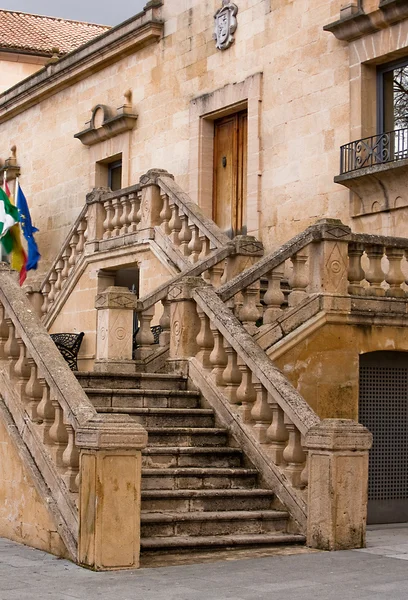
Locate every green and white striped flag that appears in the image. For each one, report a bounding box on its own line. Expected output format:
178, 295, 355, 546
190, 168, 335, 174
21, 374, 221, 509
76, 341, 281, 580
0, 186, 19, 244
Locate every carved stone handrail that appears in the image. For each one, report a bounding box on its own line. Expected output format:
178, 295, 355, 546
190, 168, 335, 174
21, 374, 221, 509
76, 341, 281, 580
193, 285, 320, 435
0, 264, 147, 567
155, 172, 232, 249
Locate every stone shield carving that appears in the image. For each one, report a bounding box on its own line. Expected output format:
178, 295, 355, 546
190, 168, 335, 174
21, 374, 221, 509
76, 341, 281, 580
213, 1, 238, 51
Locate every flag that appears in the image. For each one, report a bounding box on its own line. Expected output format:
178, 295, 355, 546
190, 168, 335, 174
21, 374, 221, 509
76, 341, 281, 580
16, 181, 40, 272
0, 187, 19, 249
1, 179, 27, 285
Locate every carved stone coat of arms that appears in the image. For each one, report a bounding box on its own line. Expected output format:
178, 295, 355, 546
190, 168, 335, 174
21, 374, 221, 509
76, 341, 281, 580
213, 1, 238, 51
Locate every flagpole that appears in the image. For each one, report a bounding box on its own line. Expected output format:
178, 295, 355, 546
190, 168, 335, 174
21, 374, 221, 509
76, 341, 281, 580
0, 170, 6, 263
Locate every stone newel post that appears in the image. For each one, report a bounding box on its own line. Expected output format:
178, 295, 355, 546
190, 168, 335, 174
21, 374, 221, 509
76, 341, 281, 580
305, 419, 372, 551
94, 286, 138, 373
76, 414, 148, 571
308, 219, 351, 296
168, 277, 208, 363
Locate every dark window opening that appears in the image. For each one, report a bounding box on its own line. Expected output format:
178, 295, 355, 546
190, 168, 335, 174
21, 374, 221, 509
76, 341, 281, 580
108, 160, 122, 191
378, 58, 408, 133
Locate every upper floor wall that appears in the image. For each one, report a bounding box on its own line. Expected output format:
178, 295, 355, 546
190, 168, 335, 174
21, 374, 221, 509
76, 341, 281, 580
0, 0, 386, 280
0, 52, 47, 94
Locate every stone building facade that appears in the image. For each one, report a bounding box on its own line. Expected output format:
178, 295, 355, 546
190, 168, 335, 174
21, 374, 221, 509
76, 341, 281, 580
0, 0, 407, 566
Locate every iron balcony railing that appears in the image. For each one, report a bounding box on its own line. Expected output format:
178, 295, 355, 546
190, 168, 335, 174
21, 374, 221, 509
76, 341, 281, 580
340, 127, 408, 175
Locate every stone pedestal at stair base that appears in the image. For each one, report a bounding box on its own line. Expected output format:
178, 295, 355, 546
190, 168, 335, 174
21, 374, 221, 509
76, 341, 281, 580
305, 419, 372, 551
76, 414, 148, 571
94, 286, 138, 374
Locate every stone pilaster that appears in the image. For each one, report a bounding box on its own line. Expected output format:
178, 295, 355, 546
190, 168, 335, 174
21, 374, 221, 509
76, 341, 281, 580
94, 285, 138, 372
305, 418, 372, 551
76, 414, 147, 571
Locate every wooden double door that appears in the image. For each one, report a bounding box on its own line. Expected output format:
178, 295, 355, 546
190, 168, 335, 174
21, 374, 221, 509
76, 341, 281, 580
213, 110, 247, 237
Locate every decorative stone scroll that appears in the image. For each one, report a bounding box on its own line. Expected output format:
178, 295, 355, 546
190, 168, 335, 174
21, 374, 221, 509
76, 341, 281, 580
213, 0, 238, 51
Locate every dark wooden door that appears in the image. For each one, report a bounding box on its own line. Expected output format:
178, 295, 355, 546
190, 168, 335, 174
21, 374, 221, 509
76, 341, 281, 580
213, 110, 247, 237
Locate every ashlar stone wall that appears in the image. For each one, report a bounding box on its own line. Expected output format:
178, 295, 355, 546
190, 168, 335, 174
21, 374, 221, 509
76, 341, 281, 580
0, 0, 350, 280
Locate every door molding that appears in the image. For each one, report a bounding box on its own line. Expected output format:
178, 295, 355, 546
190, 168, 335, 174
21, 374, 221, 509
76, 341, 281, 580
189, 72, 263, 238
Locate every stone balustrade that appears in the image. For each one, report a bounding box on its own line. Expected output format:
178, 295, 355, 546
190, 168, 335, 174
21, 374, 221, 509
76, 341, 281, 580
164, 276, 372, 548
347, 235, 408, 298
37, 170, 238, 321
0, 264, 147, 570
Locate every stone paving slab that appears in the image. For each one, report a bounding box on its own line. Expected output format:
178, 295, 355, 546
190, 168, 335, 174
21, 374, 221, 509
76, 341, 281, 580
0, 526, 407, 600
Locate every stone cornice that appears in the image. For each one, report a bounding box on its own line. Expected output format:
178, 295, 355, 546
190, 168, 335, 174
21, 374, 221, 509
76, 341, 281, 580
0, 3, 163, 123
324, 0, 408, 42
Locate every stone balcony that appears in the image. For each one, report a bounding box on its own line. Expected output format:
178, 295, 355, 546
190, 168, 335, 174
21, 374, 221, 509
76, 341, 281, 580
334, 128, 408, 220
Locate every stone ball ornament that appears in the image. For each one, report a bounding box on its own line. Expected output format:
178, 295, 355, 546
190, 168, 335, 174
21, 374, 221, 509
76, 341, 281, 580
213, 0, 238, 51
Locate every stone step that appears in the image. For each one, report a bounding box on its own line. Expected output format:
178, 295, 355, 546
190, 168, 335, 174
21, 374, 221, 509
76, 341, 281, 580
142, 467, 258, 491
97, 407, 215, 428
146, 427, 228, 447
141, 489, 276, 512
77, 371, 188, 391
140, 510, 289, 537
86, 388, 201, 409
140, 533, 306, 552
142, 447, 243, 468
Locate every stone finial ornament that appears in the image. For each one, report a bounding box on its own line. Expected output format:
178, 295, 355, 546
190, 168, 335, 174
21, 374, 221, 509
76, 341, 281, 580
213, 0, 238, 51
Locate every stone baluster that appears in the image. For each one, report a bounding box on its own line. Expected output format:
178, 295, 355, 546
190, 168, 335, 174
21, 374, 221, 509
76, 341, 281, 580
41, 282, 51, 316
37, 379, 55, 445
347, 242, 365, 296
62, 424, 80, 492
300, 454, 309, 489
364, 244, 385, 296
385, 247, 405, 297
282, 418, 306, 488
250, 378, 272, 443
134, 306, 155, 359
4, 318, 19, 378
61, 246, 71, 283
128, 191, 141, 233
159, 192, 172, 234
222, 341, 241, 404
263, 266, 285, 323
103, 198, 114, 239
288, 250, 309, 307
159, 299, 171, 347
25, 356, 43, 421
239, 283, 262, 334
49, 399, 68, 467
68, 233, 79, 273
119, 194, 131, 235
209, 326, 228, 386
14, 335, 31, 403
196, 306, 213, 369
54, 259, 64, 294
178, 213, 192, 256
76, 219, 87, 256
199, 235, 211, 261
47, 271, 58, 306
168, 201, 182, 246
208, 262, 225, 288
236, 357, 256, 423
0, 304, 10, 358
266, 401, 288, 465
111, 197, 122, 237
188, 224, 202, 263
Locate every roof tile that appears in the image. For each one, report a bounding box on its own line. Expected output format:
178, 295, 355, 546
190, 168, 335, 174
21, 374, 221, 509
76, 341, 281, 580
0, 9, 110, 56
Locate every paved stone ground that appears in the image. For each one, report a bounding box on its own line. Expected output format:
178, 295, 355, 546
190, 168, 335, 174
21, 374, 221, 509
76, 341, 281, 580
0, 525, 407, 600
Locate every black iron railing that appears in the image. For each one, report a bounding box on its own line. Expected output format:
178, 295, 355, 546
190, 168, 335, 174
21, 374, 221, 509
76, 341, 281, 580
340, 128, 408, 174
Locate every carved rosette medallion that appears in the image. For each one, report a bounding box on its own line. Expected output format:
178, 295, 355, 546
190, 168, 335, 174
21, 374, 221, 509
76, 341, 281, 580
213, 0, 238, 51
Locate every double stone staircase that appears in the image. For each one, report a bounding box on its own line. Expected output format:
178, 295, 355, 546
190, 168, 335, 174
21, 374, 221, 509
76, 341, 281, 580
77, 370, 305, 561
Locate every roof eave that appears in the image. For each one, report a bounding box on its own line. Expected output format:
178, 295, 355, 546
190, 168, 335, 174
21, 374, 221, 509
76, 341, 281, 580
0, 2, 164, 123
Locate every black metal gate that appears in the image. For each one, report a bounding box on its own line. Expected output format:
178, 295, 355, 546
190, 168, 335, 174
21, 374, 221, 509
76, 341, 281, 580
359, 351, 408, 524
